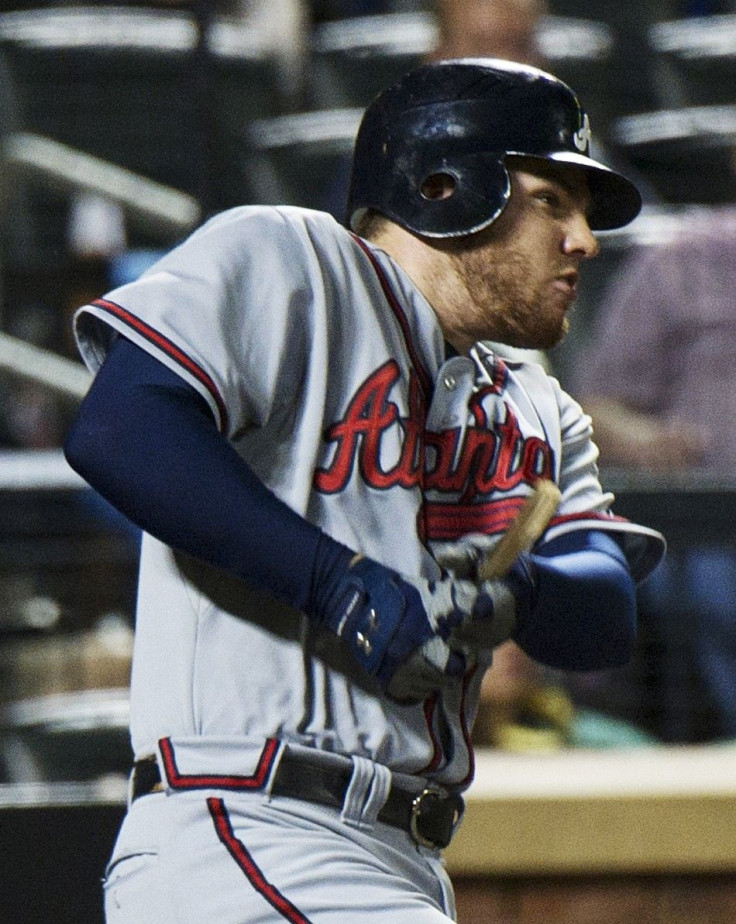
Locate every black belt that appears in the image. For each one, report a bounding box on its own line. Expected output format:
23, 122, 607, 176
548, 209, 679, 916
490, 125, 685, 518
131, 750, 464, 850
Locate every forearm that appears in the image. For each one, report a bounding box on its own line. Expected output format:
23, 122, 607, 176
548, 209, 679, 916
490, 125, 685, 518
64, 337, 353, 616
511, 530, 637, 671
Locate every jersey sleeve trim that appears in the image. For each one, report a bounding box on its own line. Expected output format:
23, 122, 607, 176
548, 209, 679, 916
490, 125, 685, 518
92, 298, 229, 433
423, 500, 633, 541
425, 496, 665, 582
545, 515, 666, 583
549, 510, 630, 529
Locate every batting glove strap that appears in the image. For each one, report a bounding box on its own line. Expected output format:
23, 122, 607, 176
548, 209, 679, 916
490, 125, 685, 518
318, 557, 437, 681
319, 556, 475, 701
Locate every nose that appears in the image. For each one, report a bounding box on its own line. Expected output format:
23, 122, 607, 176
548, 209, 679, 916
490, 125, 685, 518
563, 213, 600, 259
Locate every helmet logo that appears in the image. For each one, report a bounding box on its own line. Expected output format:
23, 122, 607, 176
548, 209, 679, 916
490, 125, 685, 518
574, 114, 592, 152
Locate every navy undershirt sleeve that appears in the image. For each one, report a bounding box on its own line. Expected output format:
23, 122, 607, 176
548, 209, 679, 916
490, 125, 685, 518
64, 336, 354, 618
65, 336, 636, 669
512, 530, 637, 670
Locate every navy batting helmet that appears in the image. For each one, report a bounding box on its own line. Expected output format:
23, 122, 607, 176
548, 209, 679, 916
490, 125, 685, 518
347, 58, 642, 237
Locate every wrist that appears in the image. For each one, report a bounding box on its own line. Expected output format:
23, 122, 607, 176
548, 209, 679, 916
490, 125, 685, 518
307, 533, 357, 623
505, 553, 538, 627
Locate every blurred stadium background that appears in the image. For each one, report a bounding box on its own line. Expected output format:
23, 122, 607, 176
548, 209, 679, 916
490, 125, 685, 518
0, 2, 735, 921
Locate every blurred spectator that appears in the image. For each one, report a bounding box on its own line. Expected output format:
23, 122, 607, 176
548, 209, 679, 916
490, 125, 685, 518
472, 639, 657, 751
570, 206, 736, 741
572, 209, 736, 473
429, 0, 548, 66
309, 0, 391, 22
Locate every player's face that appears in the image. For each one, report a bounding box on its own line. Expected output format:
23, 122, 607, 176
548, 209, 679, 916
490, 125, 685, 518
434, 158, 599, 352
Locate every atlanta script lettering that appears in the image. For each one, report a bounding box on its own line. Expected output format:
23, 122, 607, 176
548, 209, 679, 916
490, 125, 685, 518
314, 360, 553, 501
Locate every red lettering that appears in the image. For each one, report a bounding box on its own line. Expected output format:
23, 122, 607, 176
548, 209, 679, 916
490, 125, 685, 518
314, 363, 554, 500
313, 362, 427, 494
385, 373, 425, 489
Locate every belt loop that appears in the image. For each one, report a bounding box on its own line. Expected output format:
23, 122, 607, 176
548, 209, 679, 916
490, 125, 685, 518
126, 765, 136, 809
263, 743, 288, 802
362, 760, 391, 826
340, 755, 382, 830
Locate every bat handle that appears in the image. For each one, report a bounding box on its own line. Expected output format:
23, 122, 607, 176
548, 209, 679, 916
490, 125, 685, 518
477, 480, 561, 581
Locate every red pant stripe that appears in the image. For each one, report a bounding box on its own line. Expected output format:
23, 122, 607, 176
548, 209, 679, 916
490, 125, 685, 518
207, 797, 313, 924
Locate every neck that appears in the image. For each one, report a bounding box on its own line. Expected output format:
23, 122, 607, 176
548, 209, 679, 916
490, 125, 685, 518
366, 222, 477, 355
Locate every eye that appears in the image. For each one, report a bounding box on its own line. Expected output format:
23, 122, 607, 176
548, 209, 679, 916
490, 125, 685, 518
535, 189, 562, 209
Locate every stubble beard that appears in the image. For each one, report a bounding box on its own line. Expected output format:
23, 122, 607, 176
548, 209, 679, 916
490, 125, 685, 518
449, 247, 572, 351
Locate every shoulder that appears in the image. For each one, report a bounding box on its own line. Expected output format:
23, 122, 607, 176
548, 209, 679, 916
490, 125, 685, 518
550, 376, 592, 435
141, 206, 355, 288
187, 204, 346, 250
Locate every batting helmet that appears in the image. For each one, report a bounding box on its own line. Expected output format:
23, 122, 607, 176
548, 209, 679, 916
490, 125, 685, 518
346, 58, 642, 237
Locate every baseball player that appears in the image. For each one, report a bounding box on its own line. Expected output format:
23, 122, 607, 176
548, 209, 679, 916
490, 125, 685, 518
64, 60, 665, 923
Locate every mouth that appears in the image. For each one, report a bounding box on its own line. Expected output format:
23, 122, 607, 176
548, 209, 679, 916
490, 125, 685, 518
552, 270, 579, 300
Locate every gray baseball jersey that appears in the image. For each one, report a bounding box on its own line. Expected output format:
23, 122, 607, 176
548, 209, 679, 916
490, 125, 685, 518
75, 205, 663, 789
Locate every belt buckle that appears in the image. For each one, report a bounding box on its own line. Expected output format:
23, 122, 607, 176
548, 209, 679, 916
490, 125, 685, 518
409, 786, 462, 850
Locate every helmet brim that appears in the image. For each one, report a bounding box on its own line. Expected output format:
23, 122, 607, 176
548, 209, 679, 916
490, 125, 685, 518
546, 151, 642, 230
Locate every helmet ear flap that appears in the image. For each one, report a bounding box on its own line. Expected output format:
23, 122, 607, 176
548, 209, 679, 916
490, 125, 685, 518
391, 155, 511, 239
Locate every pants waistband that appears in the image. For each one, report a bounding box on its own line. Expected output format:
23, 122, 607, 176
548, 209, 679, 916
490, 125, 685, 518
131, 748, 464, 850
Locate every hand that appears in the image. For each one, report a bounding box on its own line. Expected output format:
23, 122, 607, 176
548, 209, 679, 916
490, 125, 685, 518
318, 555, 501, 703
433, 539, 536, 652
